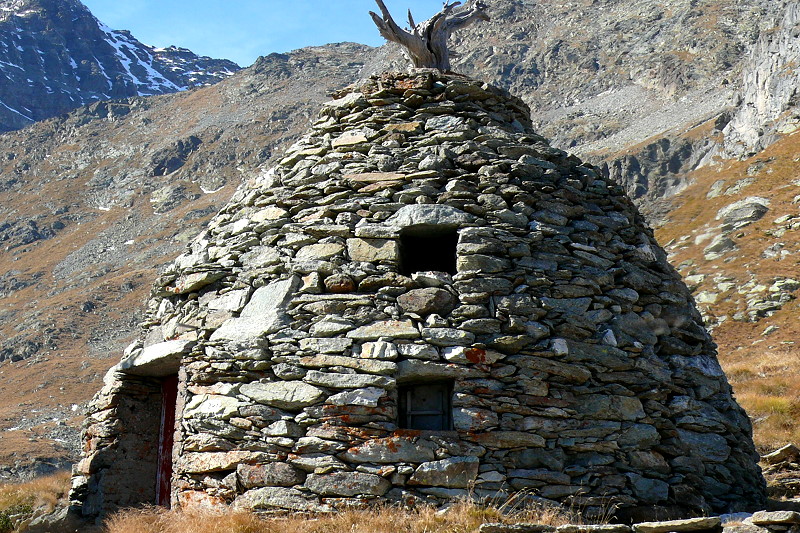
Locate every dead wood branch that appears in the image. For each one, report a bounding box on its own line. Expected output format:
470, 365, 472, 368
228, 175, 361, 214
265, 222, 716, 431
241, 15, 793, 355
369, 0, 490, 71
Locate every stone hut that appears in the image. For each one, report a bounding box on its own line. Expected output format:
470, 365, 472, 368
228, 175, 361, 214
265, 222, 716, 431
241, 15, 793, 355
70, 71, 766, 521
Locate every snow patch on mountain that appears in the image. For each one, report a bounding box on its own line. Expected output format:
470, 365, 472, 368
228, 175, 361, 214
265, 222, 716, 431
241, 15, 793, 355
98, 21, 184, 95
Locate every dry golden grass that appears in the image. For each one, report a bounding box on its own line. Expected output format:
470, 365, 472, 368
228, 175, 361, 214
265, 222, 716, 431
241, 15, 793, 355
0, 471, 70, 513
724, 346, 800, 451
0, 471, 71, 532
103, 499, 578, 533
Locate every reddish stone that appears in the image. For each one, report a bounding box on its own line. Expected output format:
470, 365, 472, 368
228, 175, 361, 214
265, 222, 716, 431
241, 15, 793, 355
325, 274, 356, 293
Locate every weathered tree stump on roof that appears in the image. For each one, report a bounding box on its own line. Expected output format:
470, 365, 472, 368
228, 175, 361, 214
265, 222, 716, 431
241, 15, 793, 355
370, 0, 490, 71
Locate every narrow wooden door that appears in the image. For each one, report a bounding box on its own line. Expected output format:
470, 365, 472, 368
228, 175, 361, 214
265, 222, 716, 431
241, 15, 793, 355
156, 375, 178, 507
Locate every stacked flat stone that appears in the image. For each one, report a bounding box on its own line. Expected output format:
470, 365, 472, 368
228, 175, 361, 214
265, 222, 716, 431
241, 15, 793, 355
71, 70, 766, 520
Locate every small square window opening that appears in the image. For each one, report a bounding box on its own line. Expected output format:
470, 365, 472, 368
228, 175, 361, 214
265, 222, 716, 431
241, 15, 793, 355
399, 228, 457, 275
398, 381, 454, 431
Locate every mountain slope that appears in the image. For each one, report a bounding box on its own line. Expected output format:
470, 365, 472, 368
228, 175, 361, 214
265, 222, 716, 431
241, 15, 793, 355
4, 0, 800, 477
656, 129, 800, 450
0, 42, 371, 476
0, 0, 239, 132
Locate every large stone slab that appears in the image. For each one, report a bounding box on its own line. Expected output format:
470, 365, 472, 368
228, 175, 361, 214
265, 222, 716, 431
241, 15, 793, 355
409, 456, 479, 488
762, 443, 800, 465
118, 339, 193, 376
510, 355, 592, 384
347, 238, 400, 262
457, 254, 510, 273
676, 429, 730, 462
237, 462, 305, 489
298, 355, 396, 375
303, 370, 395, 389
234, 486, 330, 512
398, 288, 457, 315
633, 517, 721, 533
480, 525, 556, 533
557, 526, 631, 533
359, 341, 400, 360
240, 381, 325, 410
751, 511, 800, 525
453, 407, 499, 431
288, 453, 348, 473
387, 204, 472, 228
172, 270, 226, 294
327, 387, 387, 407
183, 394, 243, 420
421, 327, 475, 346
347, 320, 420, 340
397, 359, 482, 381
716, 196, 770, 227
342, 437, 436, 463
563, 341, 635, 371
575, 395, 645, 421
240, 246, 281, 269
299, 337, 354, 354
207, 289, 251, 313
176, 451, 268, 474
508, 468, 570, 485
210, 277, 300, 342
625, 473, 669, 504
309, 317, 355, 337
296, 243, 345, 260
305, 471, 391, 496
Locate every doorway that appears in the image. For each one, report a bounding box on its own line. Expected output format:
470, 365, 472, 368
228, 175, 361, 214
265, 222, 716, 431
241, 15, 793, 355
156, 375, 178, 507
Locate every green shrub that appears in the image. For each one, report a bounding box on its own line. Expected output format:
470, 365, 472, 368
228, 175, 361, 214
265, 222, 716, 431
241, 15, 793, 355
0, 503, 34, 533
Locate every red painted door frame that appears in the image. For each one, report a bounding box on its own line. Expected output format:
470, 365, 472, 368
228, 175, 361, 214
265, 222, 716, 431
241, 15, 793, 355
156, 375, 178, 507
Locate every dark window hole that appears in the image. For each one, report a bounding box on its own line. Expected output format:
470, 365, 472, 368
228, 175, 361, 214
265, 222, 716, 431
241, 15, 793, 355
399, 228, 457, 276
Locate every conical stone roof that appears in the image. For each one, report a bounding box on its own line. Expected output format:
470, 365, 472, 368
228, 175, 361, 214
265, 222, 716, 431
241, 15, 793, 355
72, 70, 765, 520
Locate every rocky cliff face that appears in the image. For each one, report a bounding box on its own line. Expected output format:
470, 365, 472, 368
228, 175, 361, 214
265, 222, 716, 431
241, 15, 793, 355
0, 0, 239, 132
714, 1, 800, 160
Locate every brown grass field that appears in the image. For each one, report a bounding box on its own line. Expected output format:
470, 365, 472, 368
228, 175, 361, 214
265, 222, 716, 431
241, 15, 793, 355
102, 501, 576, 533
0, 474, 580, 533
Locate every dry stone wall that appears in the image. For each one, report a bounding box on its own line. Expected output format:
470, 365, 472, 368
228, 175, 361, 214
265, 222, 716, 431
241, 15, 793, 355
71, 70, 766, 520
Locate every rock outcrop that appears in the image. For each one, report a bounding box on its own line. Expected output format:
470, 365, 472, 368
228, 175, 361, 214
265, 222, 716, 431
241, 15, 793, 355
71, 71, 765, 521
716, 2, 800, 160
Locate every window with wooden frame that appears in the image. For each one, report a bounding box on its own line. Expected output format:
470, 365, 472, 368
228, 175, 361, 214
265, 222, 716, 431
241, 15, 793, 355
398, 381, 454, 431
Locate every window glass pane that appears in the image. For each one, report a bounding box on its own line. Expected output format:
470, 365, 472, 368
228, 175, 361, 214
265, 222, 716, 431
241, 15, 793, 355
409, 414, 445, 431
410, 384, 444, 413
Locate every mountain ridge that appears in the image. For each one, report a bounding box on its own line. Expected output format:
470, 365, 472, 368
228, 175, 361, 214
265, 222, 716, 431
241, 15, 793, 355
0, 0, 239, 132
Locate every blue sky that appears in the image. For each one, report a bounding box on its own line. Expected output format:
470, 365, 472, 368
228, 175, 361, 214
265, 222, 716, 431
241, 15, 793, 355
81, 0, 442, 67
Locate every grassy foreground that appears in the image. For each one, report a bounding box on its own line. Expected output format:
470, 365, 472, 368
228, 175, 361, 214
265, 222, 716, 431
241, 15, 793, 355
0, 463, 795, 532
0, 471, 70, 532
103, 501, 576, 533
0, 472, 579, 533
